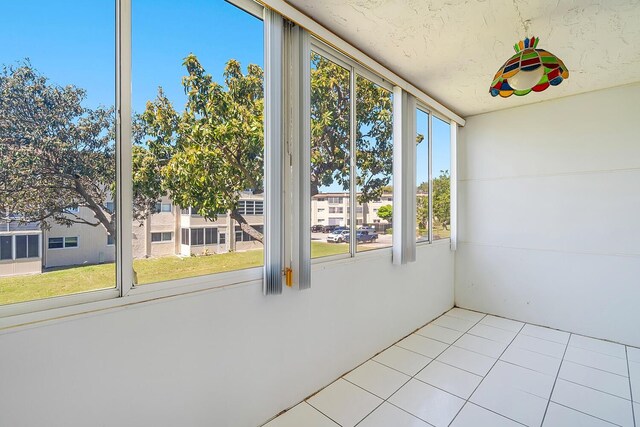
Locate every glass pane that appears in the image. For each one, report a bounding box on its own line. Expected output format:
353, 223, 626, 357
132, 0, 264, 285
432, 117, 451, 240
27, 235, 39, 258
15, 236, 27, 259
0, 0, 115, 305
0, 236, 12, 260
65, 237, 79, 248
310, 52, 351, 258
355, 75, 393, 252
416, 109, 430, 242
48, 238, 63, 250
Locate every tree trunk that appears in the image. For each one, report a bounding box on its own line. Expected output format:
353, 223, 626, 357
73, 177, 115, 237
229, 209, 263, 244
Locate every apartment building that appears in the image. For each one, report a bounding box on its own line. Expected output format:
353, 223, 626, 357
311, 192, 394, 228
0, 194, 266, 277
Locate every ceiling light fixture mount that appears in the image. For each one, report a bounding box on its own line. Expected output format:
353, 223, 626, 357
490, 36, 569, 97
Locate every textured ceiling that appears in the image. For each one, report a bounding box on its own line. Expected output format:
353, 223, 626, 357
286, 0, 640, 117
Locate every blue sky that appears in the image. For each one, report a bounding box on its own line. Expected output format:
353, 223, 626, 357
1, 0, 448, 191
0, 0, 263, 112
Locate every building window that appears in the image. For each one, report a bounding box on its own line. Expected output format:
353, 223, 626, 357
190, 228, 204, 246
15, 235, 39, 259
205, 228, 217, 244
329, 207, 344, 214
327, 197, 343, 204
107, 235, 115, 246
0, 236, 12, 260
47, 237, 78, 249
181, 228, 190, 245
153, 202, 172, 213
151, 232, 172, 243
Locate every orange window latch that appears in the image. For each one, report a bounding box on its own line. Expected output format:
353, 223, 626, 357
284, 267, 293, 287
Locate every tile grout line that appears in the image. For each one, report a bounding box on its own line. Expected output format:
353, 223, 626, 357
539, 332, 571, 427
446, 320, 526, 427
375, 312, 488, 427
266, 310, 631, 426
625, 346, 637, 427
554, 376, 634, 402
550, 402, 623, 427
561, 358, 630, 378
349, 313, 473, 427
304, 399, 345, 427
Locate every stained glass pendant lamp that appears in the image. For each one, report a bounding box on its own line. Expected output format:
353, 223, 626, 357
490, 36, 569, 97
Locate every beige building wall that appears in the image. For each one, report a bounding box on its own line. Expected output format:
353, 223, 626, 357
44, 211, 115, 268
311, 192, 393, 227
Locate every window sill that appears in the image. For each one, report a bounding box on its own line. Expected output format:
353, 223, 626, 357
0, 267, 263, 333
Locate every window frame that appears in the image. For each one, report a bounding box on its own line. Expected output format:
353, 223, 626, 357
0, 0, 461, 324
150, 232, 173, 243
0, 235, 14, 261
14, 234, 40, 259
47, 236, 79, 250
415, 101, 455, 246
309, 38, 395, 265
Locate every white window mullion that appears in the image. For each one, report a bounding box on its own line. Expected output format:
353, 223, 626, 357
263, 8, 284, 295
349, 68, 357, 257
116, 0, 133, 296
428, 112, 434, 245
392, 87, 417, 265
450, 122, 458, 251
288, 24, 311, 290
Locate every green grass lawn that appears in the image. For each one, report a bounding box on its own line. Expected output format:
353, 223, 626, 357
0, 242, 350, 305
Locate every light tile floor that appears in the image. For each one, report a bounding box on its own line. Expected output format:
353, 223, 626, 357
264, 308, 639, 427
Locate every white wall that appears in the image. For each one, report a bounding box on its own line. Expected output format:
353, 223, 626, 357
0, 243, 453, 427
456, 83, 640, 346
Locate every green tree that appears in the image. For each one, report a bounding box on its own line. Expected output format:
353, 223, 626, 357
2, 54, 396, 246
140, 55, 265, 241
432, 170, 450, 229
377, 204, 393, 223
0, 62, 117, 237
416, 194, 429, 230
310, 53, 393, 203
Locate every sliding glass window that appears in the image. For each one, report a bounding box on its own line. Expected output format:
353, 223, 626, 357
132, 0, 265, 285
309, 51, 351, 258
432, 116, 451, 240
0, 0, 116, 305
416, 108, 430, 242
355, 75, 393, 252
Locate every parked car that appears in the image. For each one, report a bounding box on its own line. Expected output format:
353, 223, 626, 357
321, 225, 339, 233
327, 230, 349, 243
311, 225, 324, 232
346, 231, 378, 243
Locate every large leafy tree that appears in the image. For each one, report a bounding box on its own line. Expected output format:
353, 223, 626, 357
0, 62, 117, 237
310, 53, 393, 203
1, 54, 396, 247
140, 55, 264, 242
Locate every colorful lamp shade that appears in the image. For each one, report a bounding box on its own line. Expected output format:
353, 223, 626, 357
490, 37, 569, 97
